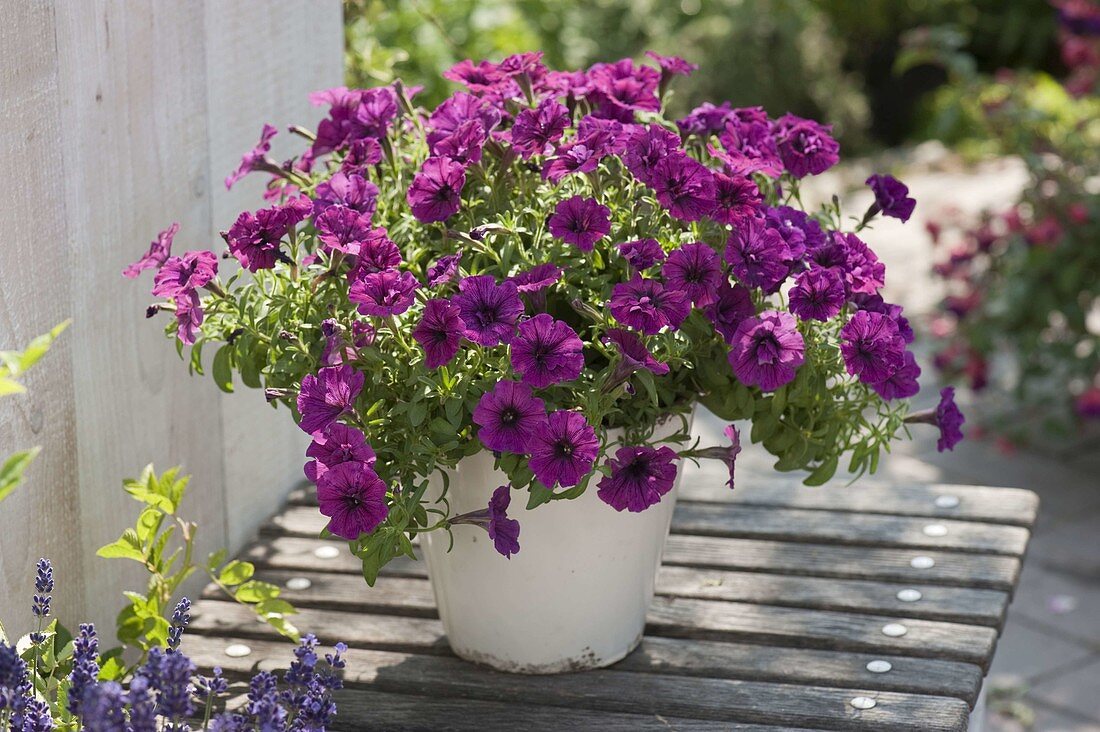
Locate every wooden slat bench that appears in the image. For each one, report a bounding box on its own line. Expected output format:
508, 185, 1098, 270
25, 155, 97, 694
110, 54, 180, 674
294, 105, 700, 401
182, 480, 1038, 731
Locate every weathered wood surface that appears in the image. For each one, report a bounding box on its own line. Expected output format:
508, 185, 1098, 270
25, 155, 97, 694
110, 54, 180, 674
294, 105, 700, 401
186, 480, 1038, 729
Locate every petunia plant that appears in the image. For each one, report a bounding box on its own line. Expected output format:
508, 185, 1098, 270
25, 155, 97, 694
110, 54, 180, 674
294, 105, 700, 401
127, 51, 960, 581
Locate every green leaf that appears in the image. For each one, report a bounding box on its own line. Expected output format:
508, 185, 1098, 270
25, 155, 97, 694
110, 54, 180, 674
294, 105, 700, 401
255, 599, 297, 616
359, 532, 399, 586
0, 446, 41, 503
96, 530, 147, 562
0, 320, 70, 379
264, 615, 300, 641
526, 482, 555, 510
205, 548, 228, 574
218, 560, 254, 586
212, 345, 235, 393
0, 377, 26, 396
98, 654, 127, 682
803, 455, 839, 487
234, 580, 279, 603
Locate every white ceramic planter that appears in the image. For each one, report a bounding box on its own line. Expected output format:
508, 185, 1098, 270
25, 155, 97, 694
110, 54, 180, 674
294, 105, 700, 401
420, 416, 689, 674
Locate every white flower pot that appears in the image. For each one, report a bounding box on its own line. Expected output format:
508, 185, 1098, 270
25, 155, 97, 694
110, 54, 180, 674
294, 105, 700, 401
421, 415, 689, 674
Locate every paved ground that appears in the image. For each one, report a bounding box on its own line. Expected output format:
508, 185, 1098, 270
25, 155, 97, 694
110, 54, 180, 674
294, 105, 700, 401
737, 148, 1100, 730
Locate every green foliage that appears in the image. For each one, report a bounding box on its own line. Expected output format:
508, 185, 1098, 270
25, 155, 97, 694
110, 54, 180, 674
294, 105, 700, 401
99, 464, 299, 662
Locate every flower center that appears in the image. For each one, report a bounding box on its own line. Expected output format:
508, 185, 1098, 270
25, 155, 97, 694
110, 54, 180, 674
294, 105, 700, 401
500, 407, 518, 425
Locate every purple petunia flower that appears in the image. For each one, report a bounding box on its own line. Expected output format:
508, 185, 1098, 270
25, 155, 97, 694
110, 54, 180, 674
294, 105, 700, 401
453, 275, 525, 346
412, 299, 466, 369
341, 137, 384, 173
426, 253, 462, 287
152, 250, 218, 298
346, 228, 403, 278
617, 238, 666, 270
711, 173, 762, 227
316, 461, 389, 540
314, 172, 380, 218
609, 276, 691, 335
704, 281, 755, 343
473, 380, 546, 453
443, 59, 505, 92
621, 124, 681, 185
604, 328, 670, 379
354, 86, 399, 139
510, 99, 570, 158
649, 152, 716, 222
225, 124, 278, 190
597, 445, 679, 512
548, 196, 612, 252
714, 108, 784, 177
528, 410, 599, 490
870, 350, 921, 401
840, 310, 906, 384
427, 92, 502, 148
226, 202, 310, 272
304, 422, 377, 484
724, 217, 792, 291
866, 174, 917, 222
585, 59, 661, 121
772, 113, 840, 179
315, 206, 375, 255
407, 157, 466, 223
789, 267, 846, 322
934, 387, 965, 451
764, 205, 824, 261
541, 142, 600, 183
663, 242, 723, 307
511, 263, 562, 294
645, 51, 698, 78
510, 314, 585, 388
175, 290, 204, 346
728, 311, 805, 391
837, 232, 886, 297
348, 268, 420, 317
676, 101, 734, 136
297, 365, 365, 436
430, 119, 487, 167
450, 485, 522, 558
123, 222, 178, 279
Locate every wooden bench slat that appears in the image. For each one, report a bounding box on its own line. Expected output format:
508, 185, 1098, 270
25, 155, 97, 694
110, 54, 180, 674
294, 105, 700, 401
180, 634, 970, 732
188, 600, 984, 705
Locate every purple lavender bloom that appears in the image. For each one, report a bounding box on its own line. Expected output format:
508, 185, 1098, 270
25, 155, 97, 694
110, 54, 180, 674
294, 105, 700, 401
935, 387, 965, 451
528, 410, 599, 490
473, 380, 547, 453
621, 124, 681, 185
152, 250, 218, 298
167, 597, 191, 651
67, 623, 99, 718
20, 699, 51, 732
296, 365, 365, 436
317, 461, 389, 539
663, 242, 723, 307
871, 350, 921, 401
510, 99, 570, 158
304, 422, 377, 483
604, 328, 670, 378
548, 196, 612, 252
510, 314, 585, 388
617, 239, 666, 270
225, 124, 277, 190
704, 282, 755, 343
511, 263, 562, 294
193, 667, 229, 704
314, 172, 380, 218
141, 647, 196, 721
597, 445, 679, 512
426, 253, 462, 287
711, 173, 762, 227
123, 223, 178, 279
78, 682, 128, 732
789, 267, 845, 322
174, 290, 204, 346
840, 310, 906, 384
453, 275, 524, 346
430, 119, 487, 166
724, 217, 792, 291
609, 276, 691, 334
412, 299, 466, 369
406, 157, 466, 223
866, 174, 916, 222
650, 152, 716, 222
315, 206, 375, 255
772, 113, 840, 178
348, 268, 420, 317
728, 311, 805, 391
450, 485, 522, 558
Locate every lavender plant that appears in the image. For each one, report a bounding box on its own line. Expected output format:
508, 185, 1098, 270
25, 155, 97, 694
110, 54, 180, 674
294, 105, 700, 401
127, 52, 962, 582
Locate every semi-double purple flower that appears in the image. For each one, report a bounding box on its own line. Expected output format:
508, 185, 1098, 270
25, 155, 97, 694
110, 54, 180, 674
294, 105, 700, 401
704, 281, 755, 343
151, 250, 218, 298
430, 119, 487, 166
412, 298, 466, 369
711, 173, 762, 227
597, 445, 679, 512
789, 267, 846, 322
453, 275, 524, 346
406, 157, 466, 223
866, 174, 917, 222
225, 124, 278, 190
304, 422, 376, 484
840, 310, 906, 384
650, 152, 716, 222
450, 485, 521, 559
772, 113, 840, 178
426, 253, 462, 287
314, 172, 379, 218
510, 314, 585, 388
728, 311, 805, 391
548, 195, 612, 251
906, 387, 965, 452
604, 328, 670, 379
724, 217, 792, 291
315, 206, 376, 255
316, 461, 389, 540
528, 410, 599, 490
348, 269, 420, 317
123, 222, 178, 279
609, 276, 691, 334
174, 290, 205, 346
621, 124, 681, 185
473, 380, 546, 453
296, 365, 365, 436
510, 99, 570, 158
871, 350, 921, 401
617, 239, 666, 270
662, 242, 723, 307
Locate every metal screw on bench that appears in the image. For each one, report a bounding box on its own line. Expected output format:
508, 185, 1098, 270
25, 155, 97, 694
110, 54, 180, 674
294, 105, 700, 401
225, 643, 252, 658
850, 696, 877, 710
866, 660, 892, 674
896, 588, 923, 602
286, 576, 313, 590
881, 623, 908, 637
934, 494, 960, 509
314, 546, 340, 559
922, 523, 948, 537
910, 555, 935, 569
